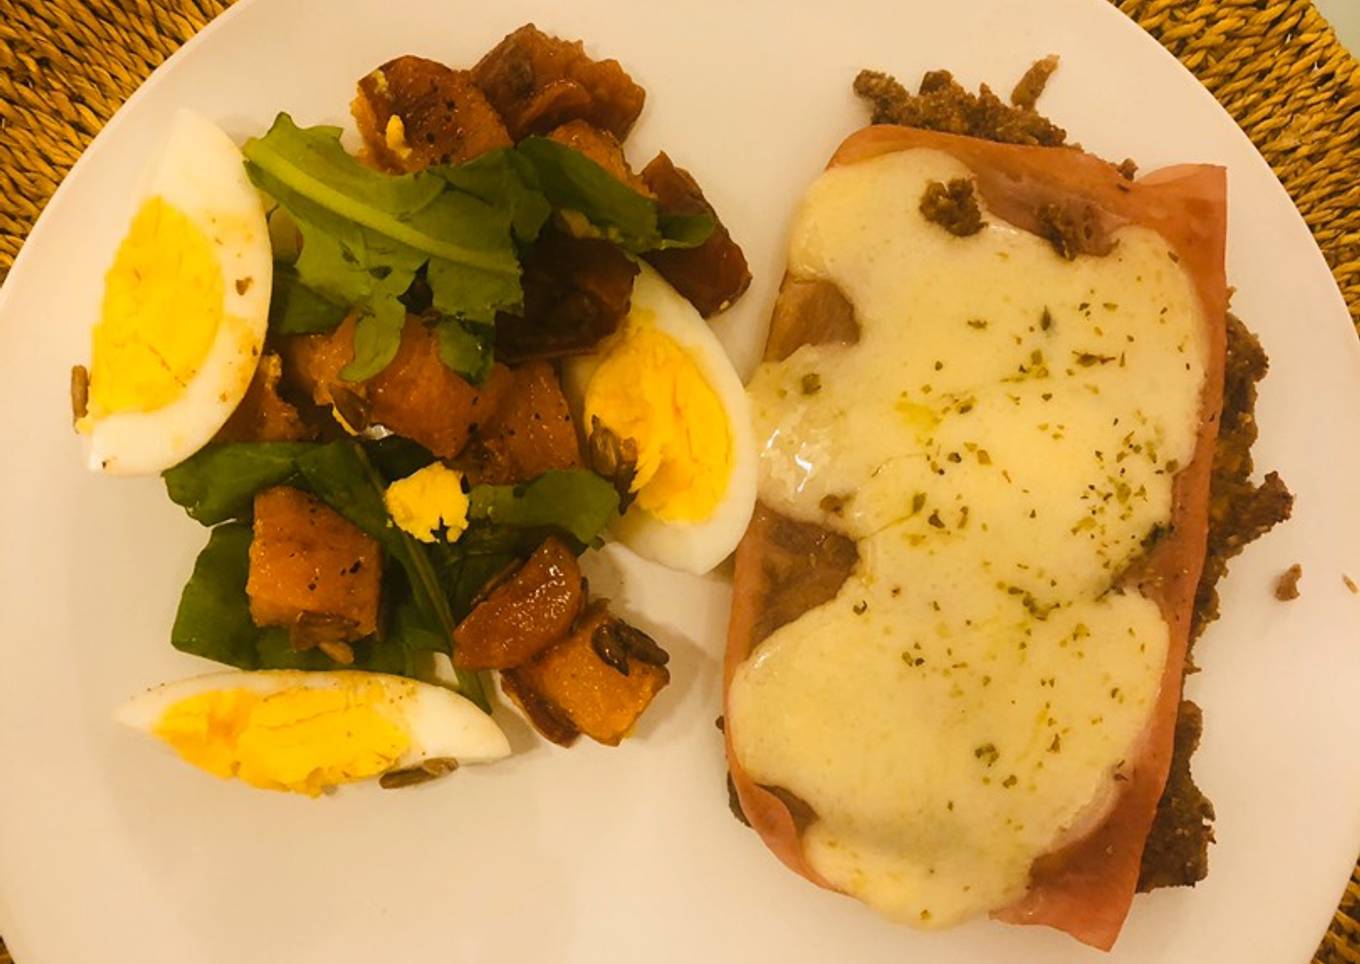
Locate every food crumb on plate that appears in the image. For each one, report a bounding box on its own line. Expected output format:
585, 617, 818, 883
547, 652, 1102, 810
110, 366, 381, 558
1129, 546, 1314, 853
1274, 564, 1303, 601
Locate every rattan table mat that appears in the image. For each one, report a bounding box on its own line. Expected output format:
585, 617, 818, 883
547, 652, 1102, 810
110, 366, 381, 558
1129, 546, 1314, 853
0, 0, 1356, 960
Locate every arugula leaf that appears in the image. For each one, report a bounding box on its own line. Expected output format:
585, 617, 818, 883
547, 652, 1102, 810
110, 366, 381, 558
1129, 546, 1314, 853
434, 317, 495, 385
515, 137, 714, 253
164, 443, 315, 525
244, 114, 523, 382
269, 264, 349, 335
468, 470, 619, 544
435, 149, 550, 243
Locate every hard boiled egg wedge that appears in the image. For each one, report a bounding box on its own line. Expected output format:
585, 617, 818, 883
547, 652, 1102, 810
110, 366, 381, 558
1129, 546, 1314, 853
565, 264, 757, 575
78, 109, 271, 475
117, 670, 509, 796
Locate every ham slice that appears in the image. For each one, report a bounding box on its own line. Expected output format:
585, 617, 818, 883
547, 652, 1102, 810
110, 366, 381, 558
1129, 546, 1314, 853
724, 125, 1227, 950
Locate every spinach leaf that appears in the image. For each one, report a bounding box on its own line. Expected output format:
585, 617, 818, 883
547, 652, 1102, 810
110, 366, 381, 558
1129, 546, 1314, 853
172, 524, 433, 675
390, 593, 451, 654
295, 441, 488, 709
171, 523, 272, 669
516, 137, 714, 253
269, 263, 349, 335
244, 114, 523, 382
163, 443, 315, 525
363, 436, 436, 482
468, 470, 619, 544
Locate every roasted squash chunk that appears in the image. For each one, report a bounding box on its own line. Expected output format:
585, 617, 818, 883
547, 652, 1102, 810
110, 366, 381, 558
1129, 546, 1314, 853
215, 353, 314, 443
461, 361, 582, 485
546, 120, 651, 195
472, 24, 646, 141
495, 230, 638, 362
353, 55, 512, 172
453, 537, 584, 669
366, 317, 488, 458
280, 315, 356, 408
641, 152, 752, 317
282, 315, 503, 459
505, 605, 670, 746
246, 486, 382, 638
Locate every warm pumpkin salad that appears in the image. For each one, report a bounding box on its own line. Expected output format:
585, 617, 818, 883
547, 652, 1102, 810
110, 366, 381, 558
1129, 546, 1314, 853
73, 24, 756, 794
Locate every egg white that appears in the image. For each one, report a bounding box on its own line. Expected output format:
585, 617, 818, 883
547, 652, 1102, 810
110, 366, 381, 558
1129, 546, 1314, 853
565, 264, 757, 575
117, 670, 510, 769
86, 109, 271, 475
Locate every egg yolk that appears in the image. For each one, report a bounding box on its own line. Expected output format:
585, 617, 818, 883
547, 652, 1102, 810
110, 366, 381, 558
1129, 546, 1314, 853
385, 463, 470, 543
152, 681, 412, 796
89, 196, 223, 416
584, 311, 732, 523
384, 114, 413, 161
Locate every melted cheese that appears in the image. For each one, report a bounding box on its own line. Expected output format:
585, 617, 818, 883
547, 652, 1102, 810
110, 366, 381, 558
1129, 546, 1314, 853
730, 149, 1207, 927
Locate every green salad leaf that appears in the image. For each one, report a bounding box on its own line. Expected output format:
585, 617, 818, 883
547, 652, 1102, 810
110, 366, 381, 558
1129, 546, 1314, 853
244, 114, 523, 382
515, 137, 715, 253
163, 443, 314, 525
365, 436, 436, 481
269, 264, 350, 335
434, 317, 495, 385
294, 442, 488, 708
171, 523, 279, 669
435, 149, 551, 243
171, 523, 440, 675
250, 117, 715, 384
657, 210, 720, 249
468, 469, 619, 544
165, 441, 615, 701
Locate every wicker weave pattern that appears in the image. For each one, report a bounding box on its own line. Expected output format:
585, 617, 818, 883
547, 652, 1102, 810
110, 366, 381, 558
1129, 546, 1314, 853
0, 1, 1356, 961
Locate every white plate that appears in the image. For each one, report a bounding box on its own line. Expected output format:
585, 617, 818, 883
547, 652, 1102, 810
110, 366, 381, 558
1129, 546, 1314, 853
2, 1, 1358, 962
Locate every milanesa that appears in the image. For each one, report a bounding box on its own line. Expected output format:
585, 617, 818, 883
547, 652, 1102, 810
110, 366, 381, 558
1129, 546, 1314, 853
724, 125, 1228, 949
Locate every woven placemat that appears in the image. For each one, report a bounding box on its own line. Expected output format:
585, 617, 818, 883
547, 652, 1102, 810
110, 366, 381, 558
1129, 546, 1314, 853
0, 1, 1356, 961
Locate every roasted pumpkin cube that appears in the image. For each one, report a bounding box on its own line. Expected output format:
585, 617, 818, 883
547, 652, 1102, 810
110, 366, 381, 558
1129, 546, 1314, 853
281, 315, 502, 459
366, 317, 490, 458
500, 670, 581, 747
279, 314, 358, 408
641, 152, 752, 318
246, 486, 382, 637
472, 24, 646, 141
495, 230, 638, 363
507, 606, 670, 746
461, 361, 582, 485
453, 537, 584, 669
215, 353, 314, 444
545, 120, 651, 195
353, 55, 512, 172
